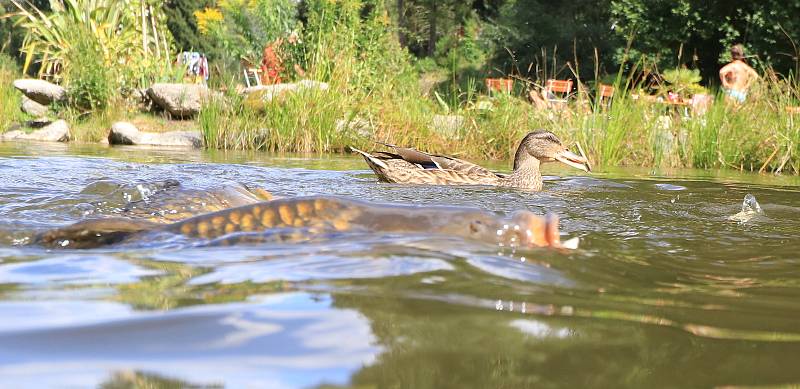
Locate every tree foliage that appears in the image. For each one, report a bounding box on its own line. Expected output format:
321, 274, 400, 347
490, 0, 619, 79
193, 0, 300, 65
6, 0, 800, 86
610, 0, 800, 80
394, 0, 800, 82
9, 0, 174, 84
304, 0, 413, 90
164, 0, 219, 58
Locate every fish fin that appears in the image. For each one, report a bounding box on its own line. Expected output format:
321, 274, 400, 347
35, 218, 159, 249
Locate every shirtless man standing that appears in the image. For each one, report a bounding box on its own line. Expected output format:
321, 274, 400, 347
719, 44, 759, 104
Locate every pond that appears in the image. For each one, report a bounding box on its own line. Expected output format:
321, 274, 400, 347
0, 141, 799, 388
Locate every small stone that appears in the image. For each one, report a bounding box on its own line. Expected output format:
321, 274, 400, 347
108, 121, 203, 148
1, 119, 70, 142
13, 79, 66, 105
20, 96, 49, 117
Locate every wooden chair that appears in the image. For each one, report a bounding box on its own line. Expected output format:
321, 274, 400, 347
598, 84, 614, 99
243, 68, 262, 88
597, 84, 614, 109
485, 78, 513, 94
544, 79, 573, 105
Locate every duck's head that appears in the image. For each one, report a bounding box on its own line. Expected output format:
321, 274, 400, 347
514, 130, 590, 172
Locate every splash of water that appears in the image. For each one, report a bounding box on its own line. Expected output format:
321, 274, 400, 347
728, 194, 764, 223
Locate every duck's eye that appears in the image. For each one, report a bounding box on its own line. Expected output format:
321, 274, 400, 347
469, 220, 484, 234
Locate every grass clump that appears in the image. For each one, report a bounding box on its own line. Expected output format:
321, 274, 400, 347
0, 54, 25, 132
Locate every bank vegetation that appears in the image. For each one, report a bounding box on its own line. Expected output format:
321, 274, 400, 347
0, 0, 798, 174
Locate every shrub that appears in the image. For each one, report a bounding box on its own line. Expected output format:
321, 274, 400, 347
64, 27, 112, 112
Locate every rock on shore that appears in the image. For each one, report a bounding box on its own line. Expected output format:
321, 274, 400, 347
431, 114, 465, 137
146, 83, 214, 118
13, 79, 66, 105
1, 120, 70, 142
108, 122, 203, 148
21, 96, 49, 117
242, 80, 329, 109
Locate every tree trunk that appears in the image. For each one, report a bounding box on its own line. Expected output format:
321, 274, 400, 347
397, 0, 406, 47
427, 0, 437, 56
141, 0, 149, 57
149, 4, 161, 58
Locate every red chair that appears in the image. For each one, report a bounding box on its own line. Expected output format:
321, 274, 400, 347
598, 84, 614, 98
485, 78, 513, 94
544, 79, 573, 104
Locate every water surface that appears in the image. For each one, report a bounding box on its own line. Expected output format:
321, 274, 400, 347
0, 142, 799, 388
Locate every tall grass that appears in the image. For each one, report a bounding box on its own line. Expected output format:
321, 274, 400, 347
0, 54, 25, 132
198, 68, 799, 175
201, 82, 355, 152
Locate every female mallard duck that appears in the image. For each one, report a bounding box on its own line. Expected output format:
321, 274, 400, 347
350, 130, 590, 191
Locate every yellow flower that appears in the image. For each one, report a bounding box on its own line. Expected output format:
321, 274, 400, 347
194, 7, 224, 34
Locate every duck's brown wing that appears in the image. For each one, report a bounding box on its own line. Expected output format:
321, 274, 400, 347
427, 155, 495, 176
351, 147, 423, 183
378, 142, 495, 175
380, 165, 501, 186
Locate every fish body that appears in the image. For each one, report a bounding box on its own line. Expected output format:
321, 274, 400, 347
121, 182, 274, 223
36, 196, 569, 250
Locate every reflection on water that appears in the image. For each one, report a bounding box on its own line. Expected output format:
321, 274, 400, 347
1, 142, 800, 388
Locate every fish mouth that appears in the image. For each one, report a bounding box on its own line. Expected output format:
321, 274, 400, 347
508, 211, 568, 248
554, 149, 591, 172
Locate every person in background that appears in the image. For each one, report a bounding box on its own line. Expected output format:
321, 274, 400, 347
719, 44, 759, 104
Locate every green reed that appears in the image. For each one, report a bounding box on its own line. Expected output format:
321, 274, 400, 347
0, 55, 25, 132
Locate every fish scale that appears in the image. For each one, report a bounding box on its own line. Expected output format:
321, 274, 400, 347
165, 198, 357, 239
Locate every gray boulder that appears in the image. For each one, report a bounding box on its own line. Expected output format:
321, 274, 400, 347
108, 121, 203, 148
242, 83, 297, 95
335, 117, 373, 138
13, 79, 66, 105
241, 79, 329, 105
242, 83, 299, 102
21, 96, 49, 117
295, 79, 330, 91
1, 120, 70, 142
146, 83, 213, 118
